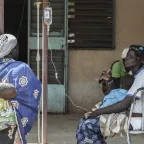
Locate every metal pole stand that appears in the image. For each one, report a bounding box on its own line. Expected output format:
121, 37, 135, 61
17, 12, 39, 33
34, 1, 41, 144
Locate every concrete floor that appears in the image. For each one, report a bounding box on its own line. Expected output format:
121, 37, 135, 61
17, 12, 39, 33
27, 114, 144, 144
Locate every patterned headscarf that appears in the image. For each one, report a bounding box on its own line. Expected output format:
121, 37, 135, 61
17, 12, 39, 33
0, 34, 17, 58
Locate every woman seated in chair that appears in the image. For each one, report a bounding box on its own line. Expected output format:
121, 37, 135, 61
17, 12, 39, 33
76, 45, 144, 144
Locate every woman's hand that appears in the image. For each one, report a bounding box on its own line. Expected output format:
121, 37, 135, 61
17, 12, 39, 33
84, 96, 133, 119
84, 112, 92, 119
84, 111, 100, 119
91, 96, 133, 117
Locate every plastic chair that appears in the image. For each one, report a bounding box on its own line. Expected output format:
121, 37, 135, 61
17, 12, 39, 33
127, 87, 144, 144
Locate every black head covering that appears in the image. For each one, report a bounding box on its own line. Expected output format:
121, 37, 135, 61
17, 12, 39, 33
129, 45, 144, 63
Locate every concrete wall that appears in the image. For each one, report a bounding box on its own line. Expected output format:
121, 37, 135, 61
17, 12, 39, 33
68, 0, 144, 113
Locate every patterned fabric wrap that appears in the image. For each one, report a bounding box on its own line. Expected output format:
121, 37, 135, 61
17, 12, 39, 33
0, 101, 16, 131
76, 118, 107, 144
100, 113, 128, 137
0, 58, 42, 144
0, 126, 17, 144
0, 34, 17, 58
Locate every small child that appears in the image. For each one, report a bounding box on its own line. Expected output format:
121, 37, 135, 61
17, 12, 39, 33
85, 75, 134, 118
100, 74, 134, 108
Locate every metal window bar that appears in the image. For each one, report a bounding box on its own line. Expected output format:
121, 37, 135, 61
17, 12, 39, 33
68, 0, 115, 49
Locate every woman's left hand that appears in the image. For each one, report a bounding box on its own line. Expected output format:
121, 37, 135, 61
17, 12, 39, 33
84, 112, 92, 119
84, 111, 99, 119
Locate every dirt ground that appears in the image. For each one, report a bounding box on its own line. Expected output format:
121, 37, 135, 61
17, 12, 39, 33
27, 114, 144, 144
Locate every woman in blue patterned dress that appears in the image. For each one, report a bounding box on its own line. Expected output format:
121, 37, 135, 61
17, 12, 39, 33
0, 34, 41, 144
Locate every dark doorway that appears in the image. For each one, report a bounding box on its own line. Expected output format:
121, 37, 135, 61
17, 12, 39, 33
4, 0, 28, 63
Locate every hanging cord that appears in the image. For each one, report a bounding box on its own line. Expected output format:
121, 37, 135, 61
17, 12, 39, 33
48, 43, 88, 112
17, 0, 27, 39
